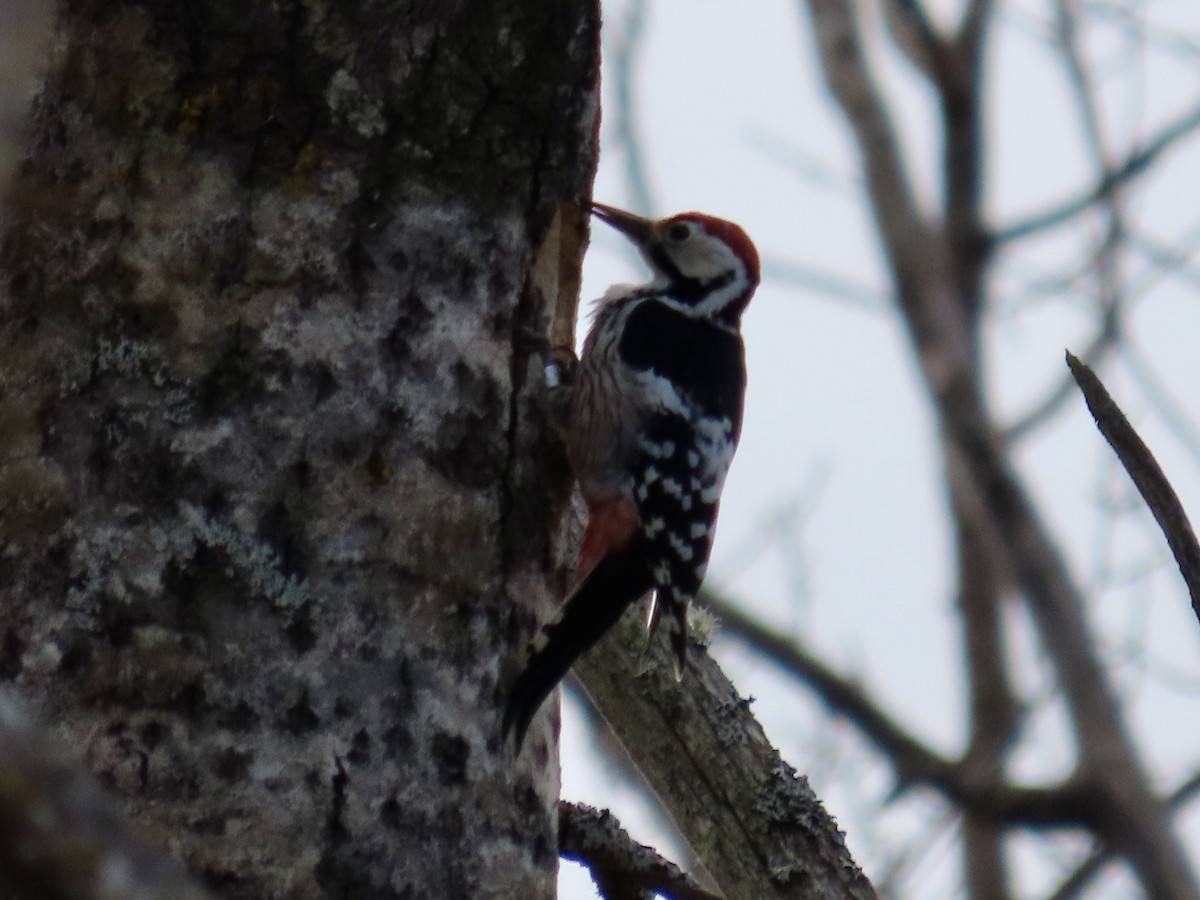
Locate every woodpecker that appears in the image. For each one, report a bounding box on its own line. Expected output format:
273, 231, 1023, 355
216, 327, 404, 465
502, 202, 760, 750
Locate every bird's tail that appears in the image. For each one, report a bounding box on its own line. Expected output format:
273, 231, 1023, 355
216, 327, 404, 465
502, 537, 653, 752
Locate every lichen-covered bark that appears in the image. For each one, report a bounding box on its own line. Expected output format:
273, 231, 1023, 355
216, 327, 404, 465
0, 1, 598, 897
576, 611, 876, 900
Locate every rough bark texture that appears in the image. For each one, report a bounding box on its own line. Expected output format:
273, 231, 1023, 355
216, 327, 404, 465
0, 2, 598, 897
576, 610, 877, 900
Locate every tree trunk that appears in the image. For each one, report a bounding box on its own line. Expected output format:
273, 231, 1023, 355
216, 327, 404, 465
0, 1, 598, 897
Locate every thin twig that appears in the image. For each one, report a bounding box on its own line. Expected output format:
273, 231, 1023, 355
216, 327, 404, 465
703, 592, 1093, 826
1001, 0, 1131, 445
606, 1, 655, 215
1043, 771, 1200, 900
762, 257, 888, 311
1066, 352, 1200, 627
1122, 338, 1200, 462
800, 0, 1199, 893
995, 101, 1200, 243
1004, 297, 1121, 443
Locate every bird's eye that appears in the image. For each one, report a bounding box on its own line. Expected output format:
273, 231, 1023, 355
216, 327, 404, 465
666, 222, 692, 242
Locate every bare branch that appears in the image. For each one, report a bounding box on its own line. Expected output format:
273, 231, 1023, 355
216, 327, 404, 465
745, 127, 863, 193
703, 593, 1095, 828
939, 0, 992, 323
605, 1, 655, 215
799, 0, 1198, 888
935, 390, 1200, 894
1004, 299, 1121, 442
802, 0, 978, 370
576, 608, 878, 899
1053, 1, 1109, 170
1066, 352, 1200, 627
957, 0, 993, 50
0, 692, 210, 900
1007, 0, 1131, 445
801, 0, 926, 268
1126, 225, 1200, 298
873, 808, 958, 898
1001, 0, 1146, 444
559, 801, 723, 900
1043, 842, 1111, 900
763, 256, 889, 311
1044, 772, 1200, 900
1123, 338, 1200, 462
951, 442, 1019, 897
703, 592, 950, 785
995, 101, 1200, 243
880, 0, 940, 80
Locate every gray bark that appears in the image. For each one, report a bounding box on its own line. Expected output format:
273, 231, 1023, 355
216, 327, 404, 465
577, 610, 877, 900
0, 1, 598, 897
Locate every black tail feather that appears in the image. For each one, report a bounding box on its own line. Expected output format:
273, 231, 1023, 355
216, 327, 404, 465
502, 539, 652, 752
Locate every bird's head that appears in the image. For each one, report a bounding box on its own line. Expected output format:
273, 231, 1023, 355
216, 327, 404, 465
591, 202, 760, 322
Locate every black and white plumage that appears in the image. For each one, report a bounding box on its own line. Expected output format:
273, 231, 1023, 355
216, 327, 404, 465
502, 202, 760, 751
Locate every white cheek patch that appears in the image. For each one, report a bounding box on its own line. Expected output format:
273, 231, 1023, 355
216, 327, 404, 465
676, 242, 736, 283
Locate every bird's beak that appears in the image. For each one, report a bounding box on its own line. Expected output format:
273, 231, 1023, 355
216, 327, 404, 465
591, 202, 655, 246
